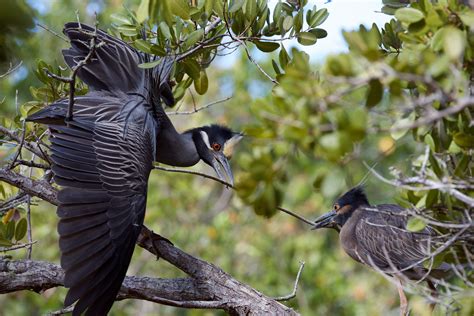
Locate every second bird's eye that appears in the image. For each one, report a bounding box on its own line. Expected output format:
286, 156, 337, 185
212, 143, 221, 151
333, 204, 340, 211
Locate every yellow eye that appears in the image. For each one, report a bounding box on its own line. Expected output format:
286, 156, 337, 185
212, 143, 221, 151
333, 204, 340, 211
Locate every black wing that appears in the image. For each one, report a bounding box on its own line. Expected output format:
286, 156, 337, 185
355, 204, 434, 274
49, 115, 155, 315
62, 22, 147, 94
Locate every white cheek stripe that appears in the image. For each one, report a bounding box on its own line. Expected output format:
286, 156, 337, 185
200, 131, 211, 149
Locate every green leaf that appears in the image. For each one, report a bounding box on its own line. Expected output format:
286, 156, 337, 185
390, 112, 415, 140
424, 134, 436, 152
459, 11, 474, 29
395, 7, 424, 23
169, 0, 190, 19
453, 132, 474, 148
229, 0, 245, 13
425, 190, 438, 208
244, 0, 257, 21
279, 45, 290, 68
5, 220, 15, 240
297, 32, 317, 46
117, 25, 138, 37
0, 238, 13, 247
194, 70, 208, 95
183, 59, 200, 80
310, 28, 328, 39
254, 40, 279, 52
366, 79, 383, 107
138, 59, 161, 69
310, 8, 329, 27
15, 218, 27, 241
159, 22, 172, 39
184, 29, 204, 48
136, 0, 150, 23
133, 39, 152, 54
111, 13, 133, 25
282, 15, 293, 32
443, 27, 465, 61
406, 217, 427, 232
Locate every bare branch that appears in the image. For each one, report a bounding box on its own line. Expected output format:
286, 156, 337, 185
167, 96, 232, 115
154, 165, 233, 188
0, 61, 23, 78
274, 261, 305, 301
277, 206, 314, 226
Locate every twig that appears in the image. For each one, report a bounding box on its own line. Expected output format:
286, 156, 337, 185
37, 23, 68, 42
43, 20, 103, 121
176, 17, 222, 62
154, 165, 233, 187
0, 192, 28, 215
8, 121, 26, 169
0, 126, 47, 160
167, 96, 232, 115
274, 261, 305, 301
0, 241, 37, 252
277, 206, 314, 226
13, 159, 50, 169
0, 61, 23, 78
390, 96, 474, 131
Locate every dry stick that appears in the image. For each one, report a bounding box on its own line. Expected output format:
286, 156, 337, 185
154, 165, 314, 226
277, 206, 314, 226
8, 121, 27, 169
274, 261, 305, 301
37, 23, 68, 42
167, 96, 233, 115
0, 61, 23, 78
0, 125, 48, 160
43, 21, 102, 121
0, 241, 37, 252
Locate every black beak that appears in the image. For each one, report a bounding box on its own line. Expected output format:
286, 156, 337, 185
211, 151, 233, 186
311, 210, 337, 230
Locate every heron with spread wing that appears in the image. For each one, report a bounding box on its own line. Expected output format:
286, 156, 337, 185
27, 23, 242, 315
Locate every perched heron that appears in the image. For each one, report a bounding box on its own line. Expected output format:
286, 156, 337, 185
27, 22, 242, 315
312, 187, 451, 315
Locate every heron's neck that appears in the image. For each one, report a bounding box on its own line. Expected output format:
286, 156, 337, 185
155, 124, 200, 167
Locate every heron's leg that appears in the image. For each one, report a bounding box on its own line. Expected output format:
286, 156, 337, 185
396, 278, 409, 316
145, 228, 174, 260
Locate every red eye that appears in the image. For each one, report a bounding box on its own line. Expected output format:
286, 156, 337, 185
212, 143, 221, 151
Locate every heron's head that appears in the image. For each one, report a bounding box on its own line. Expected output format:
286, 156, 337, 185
312, 186, 369, 231
191, 124, 243, 186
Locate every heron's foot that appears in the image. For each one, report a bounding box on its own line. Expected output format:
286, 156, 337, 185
145, 229, 174, 261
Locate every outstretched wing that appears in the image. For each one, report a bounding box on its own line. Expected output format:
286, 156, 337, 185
355, 204, 434, 274
62, 22, 146, 94
49, 115, 155, 315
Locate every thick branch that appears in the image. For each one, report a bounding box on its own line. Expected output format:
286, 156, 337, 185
0, 258, 209, 302
137, 227, 298, 315
0, 169, 298, 314
0, 169, 58, 204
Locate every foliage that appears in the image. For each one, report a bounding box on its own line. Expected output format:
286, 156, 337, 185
0, 0, 473, 315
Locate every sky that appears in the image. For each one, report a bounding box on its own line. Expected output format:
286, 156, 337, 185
215, 0, 393, 67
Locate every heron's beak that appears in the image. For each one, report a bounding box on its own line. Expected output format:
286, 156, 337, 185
212, 151, 233, 186
311, 210, 337, 230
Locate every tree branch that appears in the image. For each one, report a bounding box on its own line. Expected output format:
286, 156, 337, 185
0, 169, 298, 314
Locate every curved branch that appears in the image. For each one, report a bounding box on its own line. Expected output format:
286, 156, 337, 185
0, 169, 298, 314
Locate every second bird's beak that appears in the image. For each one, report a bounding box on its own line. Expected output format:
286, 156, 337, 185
311, 210, 337, 230
211, 151, 233, 186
